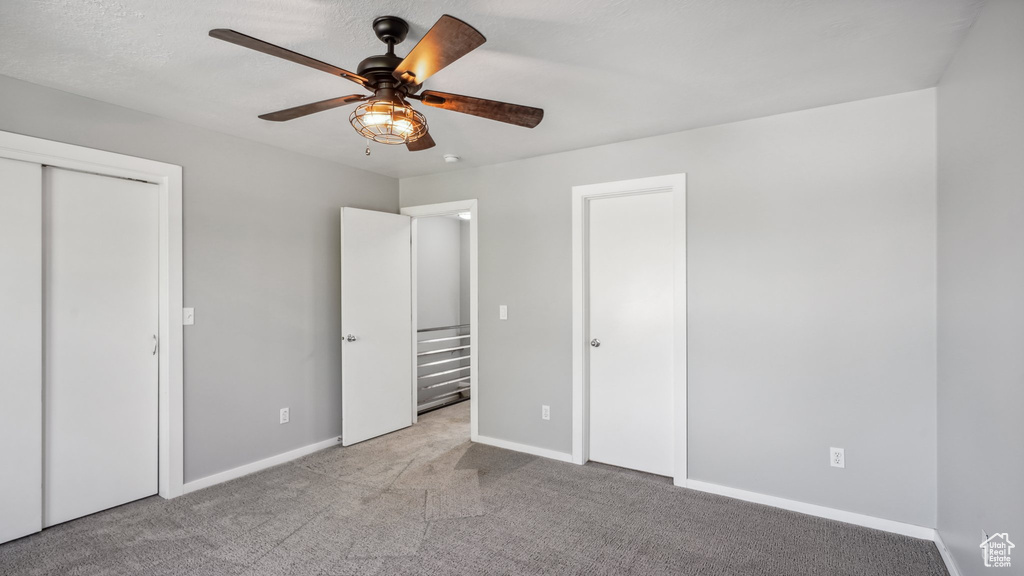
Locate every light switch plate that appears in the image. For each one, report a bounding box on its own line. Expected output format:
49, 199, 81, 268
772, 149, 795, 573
183, 307, 195, 326
499, 305, 508, 320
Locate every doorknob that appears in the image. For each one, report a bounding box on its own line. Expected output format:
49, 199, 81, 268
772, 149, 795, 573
345, 334, 358, 342
590, 338, 601, 348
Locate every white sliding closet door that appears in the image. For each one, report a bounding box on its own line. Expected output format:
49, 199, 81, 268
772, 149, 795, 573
44, 167, 159, 527
0, 157, 43, 543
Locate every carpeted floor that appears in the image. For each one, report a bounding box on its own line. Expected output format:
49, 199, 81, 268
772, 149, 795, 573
0, 401, 947, 575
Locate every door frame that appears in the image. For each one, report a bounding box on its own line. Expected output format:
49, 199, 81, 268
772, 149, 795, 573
0, 129, 185, 499
400, 200, 479, 439
571, 174, 687, 486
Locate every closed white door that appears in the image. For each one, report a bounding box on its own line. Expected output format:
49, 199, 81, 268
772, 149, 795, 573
0, 157, 43, 543
340, 207, 412, 446
44, 167, 159, 527
588, 191, 674, 476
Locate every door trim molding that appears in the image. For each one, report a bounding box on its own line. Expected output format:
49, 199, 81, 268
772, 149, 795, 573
571, 174, 687, 485
401, 200, 479, 440
0, 129, 185, 499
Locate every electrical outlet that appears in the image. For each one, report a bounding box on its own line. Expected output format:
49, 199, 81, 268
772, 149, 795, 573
830, 447, 845, 468
279, 407, 290, 424
542, 405, 550, 420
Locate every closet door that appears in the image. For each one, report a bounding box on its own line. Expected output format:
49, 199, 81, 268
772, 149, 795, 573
0, 157, 43, 544
43, 167, 159, 527
587, 190, 675, 476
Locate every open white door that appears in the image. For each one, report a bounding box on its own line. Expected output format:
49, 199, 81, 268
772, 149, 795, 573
340, 207, 413, 446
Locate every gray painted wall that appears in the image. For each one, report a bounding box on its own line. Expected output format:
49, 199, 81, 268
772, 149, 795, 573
416, 216, 463, 330
0, 74, 399, 483
401, 89, 938, 526
937, 0, 1024, 573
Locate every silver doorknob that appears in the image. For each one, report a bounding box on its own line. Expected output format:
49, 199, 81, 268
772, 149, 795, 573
590, 339, 601, 348
345, 334, 357, 342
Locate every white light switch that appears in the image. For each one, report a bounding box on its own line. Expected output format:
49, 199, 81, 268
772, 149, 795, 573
183, 307, 195, 326
499, 305, 508, 320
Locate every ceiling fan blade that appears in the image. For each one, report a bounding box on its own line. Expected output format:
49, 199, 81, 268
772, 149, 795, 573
407, 132, 436, 151
258, 95, 367, 122
418, 90, 543, 128
392, 15, 485, 87
210, 29, 370, 88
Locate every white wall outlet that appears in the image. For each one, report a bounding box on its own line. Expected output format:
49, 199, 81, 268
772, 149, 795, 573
183, 307, 194, 326
499, 305, 508, 320
279, 407, 290, 424
542, 405, 550, 420
830, 447, 845, 468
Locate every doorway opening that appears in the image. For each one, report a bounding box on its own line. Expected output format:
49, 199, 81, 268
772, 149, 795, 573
413, 213, 472, 416
402, 200, 479, 439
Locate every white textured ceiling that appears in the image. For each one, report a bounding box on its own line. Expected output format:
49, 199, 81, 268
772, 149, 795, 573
0, 0, 983, 178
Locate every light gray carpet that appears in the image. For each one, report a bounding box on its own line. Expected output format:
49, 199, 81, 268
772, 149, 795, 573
0, 401, 947, 575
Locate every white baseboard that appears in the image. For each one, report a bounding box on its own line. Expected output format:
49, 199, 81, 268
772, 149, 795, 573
473, 435, 575, 463
933, 530, 963, 576
183, 436, 341, 494
685, 479, 936, 541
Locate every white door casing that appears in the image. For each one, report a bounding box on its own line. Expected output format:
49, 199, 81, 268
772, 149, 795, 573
340, 207, 413, 446
43, 167, 159, 527
571, 174, 687, 485
0, 157, 43, 543
587, 191, 675, 476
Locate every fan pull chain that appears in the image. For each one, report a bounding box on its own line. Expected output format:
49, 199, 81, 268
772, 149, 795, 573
365, 140, 371, 156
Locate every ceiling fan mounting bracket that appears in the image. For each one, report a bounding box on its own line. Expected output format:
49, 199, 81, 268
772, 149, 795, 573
372, 16, 409, 47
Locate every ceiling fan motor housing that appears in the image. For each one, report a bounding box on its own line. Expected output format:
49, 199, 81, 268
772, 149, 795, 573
360, 16, 414, 93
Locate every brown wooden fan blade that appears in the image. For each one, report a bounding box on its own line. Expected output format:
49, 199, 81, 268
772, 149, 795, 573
407, 132, 436, 151
258, 95, 367, 122
392, 15, 485, 87
419, 91, 543, 128
210, 29, 370, 88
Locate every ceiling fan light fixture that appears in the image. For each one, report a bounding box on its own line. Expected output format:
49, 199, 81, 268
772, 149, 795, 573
349, 99, 427, 145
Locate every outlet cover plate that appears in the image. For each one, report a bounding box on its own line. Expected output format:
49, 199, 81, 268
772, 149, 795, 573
830, 447, 845, 468
280, 407, 290, 424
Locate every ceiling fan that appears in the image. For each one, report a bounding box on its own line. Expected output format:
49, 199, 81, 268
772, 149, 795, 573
209, 15, 544, 152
